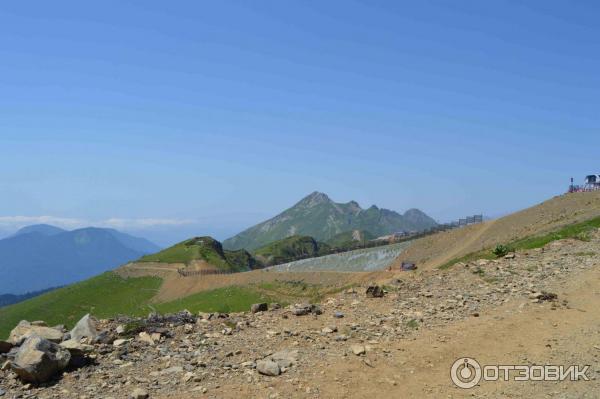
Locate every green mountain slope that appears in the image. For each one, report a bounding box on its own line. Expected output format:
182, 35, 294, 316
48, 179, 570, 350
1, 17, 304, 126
138, 236, 261, 272
253, 235, 330, 266
223, 192, 437, 250
326, 229, 375, 248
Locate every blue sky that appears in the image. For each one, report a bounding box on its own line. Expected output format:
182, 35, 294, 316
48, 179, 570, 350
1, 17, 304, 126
1, 1, 599, 246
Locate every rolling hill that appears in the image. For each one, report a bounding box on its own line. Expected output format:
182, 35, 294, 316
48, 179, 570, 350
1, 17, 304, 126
223, 191, 437, 250
138, 236, 262, 272
0, 225, 160, 295
253, 235, 331, 266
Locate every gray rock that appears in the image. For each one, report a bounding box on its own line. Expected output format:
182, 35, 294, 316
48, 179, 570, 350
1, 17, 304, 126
251, 303, 268, 313
257, 359, 281, 376
270, 349, 299, 369
0, 388, 5, 396
11, 335, 71, 383
333, 312, 345, 318
69, 314, 98, 342
292, 303, 322, 316
8, 321, 64, 345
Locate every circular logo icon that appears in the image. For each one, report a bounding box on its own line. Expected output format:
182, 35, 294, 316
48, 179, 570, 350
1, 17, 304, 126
451, 357, 482, 389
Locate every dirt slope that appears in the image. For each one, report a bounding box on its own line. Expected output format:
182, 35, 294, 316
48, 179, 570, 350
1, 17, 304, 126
118, 263, 381, 303
392, 191, 600, 270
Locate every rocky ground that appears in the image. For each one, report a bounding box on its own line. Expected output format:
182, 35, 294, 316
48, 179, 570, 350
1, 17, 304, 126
2, 230, 600, 398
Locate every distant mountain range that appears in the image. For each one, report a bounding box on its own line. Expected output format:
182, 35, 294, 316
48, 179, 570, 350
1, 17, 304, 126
223, 192, 437, 250
0, 224, 160, 295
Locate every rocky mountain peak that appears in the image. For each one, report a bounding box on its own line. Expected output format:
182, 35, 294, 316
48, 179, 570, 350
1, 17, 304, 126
297, 191, 332, 207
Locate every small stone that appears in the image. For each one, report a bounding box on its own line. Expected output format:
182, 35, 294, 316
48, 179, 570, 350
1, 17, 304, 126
366, 285, 384, 298
251, 303, 268, 313
138, 332, 155, 345
130, 388, 149, 399
333, 312, 344, 318
113, 339, 131, 347
257, 359, 281, 376
350, 344, 366, 356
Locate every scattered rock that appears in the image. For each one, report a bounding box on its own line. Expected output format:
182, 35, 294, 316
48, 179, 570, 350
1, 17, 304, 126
333, 312, 344, 318
113, 339, 131, 347
270, 349, 299, 369
11, 335, 71, 383
292, 303, 322, 316
256, 359, 281, 376
366, 285, 384, 298
251, 303, 268, 313
350, 344, 366, 356
69, 314, 98, 342
138, 332, 156, 345
8, 321, 64, 345
504, 253, 516, 259
130, 387, 149, 399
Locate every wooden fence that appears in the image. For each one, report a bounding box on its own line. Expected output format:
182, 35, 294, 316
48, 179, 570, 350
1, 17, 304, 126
177, 269, 236, 277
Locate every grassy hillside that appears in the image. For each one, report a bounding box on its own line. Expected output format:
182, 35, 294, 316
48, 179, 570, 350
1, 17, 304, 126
326, 229, 375, 248
0, 273, 347, 339
0, 272, 161, 339
138, 236, 260, 272
155, 286, 273, 315
253, 235, 330, 266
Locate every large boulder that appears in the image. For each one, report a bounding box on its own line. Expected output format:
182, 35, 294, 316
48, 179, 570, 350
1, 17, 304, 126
69, 314, 98, 342
11, 335, 71, 383
8, 321, 64, 345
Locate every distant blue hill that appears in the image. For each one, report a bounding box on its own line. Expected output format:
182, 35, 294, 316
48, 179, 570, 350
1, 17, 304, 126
0, 225, 161, 295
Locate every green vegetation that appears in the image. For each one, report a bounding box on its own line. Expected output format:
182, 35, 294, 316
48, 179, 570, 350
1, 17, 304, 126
253, 235, 330, 266
0, 272, 162, 339
138, 236, 258, 271
326, 229, 375, 248
223, 191, 437, 251
440, 215, 600, 270
406, 319, 419, 329
155, 286, 274, 315
492, 244, 514, 258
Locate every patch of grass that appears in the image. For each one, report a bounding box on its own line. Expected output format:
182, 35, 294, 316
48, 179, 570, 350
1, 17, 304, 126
406, 319, 419, 329
155, 286, 275, 315
440, 216, 600, 270
0, 272, 162, 339
257, 280, 352, 303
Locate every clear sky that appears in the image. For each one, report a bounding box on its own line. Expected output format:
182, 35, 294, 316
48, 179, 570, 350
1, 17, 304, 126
1, 1, 599, 246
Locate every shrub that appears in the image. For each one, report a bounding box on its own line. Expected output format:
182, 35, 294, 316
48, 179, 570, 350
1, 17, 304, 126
492, 244, 513, 258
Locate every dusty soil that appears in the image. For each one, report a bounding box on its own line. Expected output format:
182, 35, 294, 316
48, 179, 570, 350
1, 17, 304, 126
392, 191, 600, 270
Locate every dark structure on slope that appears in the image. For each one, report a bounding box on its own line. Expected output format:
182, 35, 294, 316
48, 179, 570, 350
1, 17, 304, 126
569, 175, 600, 193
